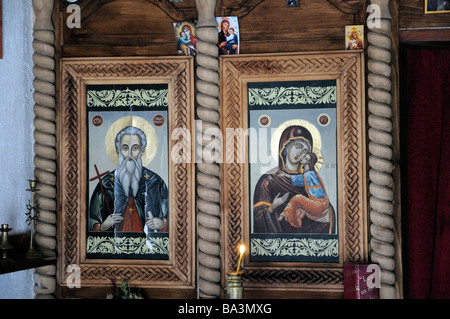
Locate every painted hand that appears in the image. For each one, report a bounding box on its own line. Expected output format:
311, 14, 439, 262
146, 213, 164, 230
100, 214, 123, 230
272, 192, 290, 211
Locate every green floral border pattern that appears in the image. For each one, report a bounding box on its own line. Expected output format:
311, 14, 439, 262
248, 86, 336, 106
87, 236, 169, 255
251, 237, 338, 258
87, 88, 168, 108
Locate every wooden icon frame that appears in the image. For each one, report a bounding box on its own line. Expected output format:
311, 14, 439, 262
57, 56, 196, 298
220, 51, 368, 298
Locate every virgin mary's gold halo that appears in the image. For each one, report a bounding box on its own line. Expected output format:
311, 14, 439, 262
105, 116, 157, 166
175, 22, 197, 39
270, 119, 323, 171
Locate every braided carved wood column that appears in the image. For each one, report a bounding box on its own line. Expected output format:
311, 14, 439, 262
367, 0, 398, 299
32, 0, 57, 299
194, 0, 222, 299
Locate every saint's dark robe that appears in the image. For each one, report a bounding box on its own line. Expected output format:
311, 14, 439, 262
89, 167, 168, 233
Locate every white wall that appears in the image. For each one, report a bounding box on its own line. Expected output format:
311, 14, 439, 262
0, 0, 35, 299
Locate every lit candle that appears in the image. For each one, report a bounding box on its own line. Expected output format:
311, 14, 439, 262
236, 244, 245, 272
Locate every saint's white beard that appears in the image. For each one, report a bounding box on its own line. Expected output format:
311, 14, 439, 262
116, 155, 143, 197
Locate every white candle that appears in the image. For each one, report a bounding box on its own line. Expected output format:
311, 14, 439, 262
236, 244, 245, 272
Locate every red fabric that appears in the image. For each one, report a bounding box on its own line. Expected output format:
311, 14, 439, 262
406, 48, 450, 298
117, 197, 144, 232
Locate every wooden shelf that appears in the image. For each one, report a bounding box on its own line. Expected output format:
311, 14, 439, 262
0, 234, 56, 275
400, 28, 450, 43
0, 254, 56, 275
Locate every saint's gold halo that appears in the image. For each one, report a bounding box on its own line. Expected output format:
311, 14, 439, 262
270, 119, 323, 171
105, 116, 157, 166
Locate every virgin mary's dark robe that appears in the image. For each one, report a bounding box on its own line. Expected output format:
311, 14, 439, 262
253, 125, 335, 234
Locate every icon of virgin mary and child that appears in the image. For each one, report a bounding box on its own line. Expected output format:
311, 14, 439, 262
253, 125, 336, 234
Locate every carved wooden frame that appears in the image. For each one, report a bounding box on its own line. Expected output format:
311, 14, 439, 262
57, 56, 196, 297
220, 51, 368, 298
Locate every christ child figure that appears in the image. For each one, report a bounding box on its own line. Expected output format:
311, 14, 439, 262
279, 151, 330, 228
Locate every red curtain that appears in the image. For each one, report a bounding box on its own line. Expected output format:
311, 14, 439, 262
405, 48, 450, 299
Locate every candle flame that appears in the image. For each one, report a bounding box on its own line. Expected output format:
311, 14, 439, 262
239, 244, 245, 255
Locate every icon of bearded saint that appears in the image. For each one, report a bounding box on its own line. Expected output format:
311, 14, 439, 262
88, 123, 168, 235
252, 125, 335, 234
